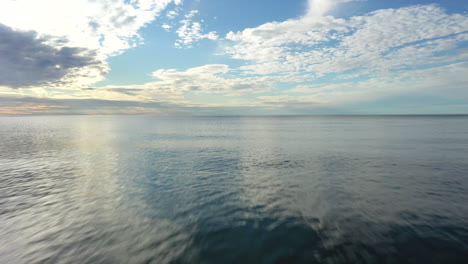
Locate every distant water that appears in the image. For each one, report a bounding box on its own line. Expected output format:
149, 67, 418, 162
1, 115, 468, 264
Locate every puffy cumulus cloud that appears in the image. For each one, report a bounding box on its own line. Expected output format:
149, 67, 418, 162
175, 10, 218, 48
151, 64, 266, 93
0, 24, 107, 88
0, 0, 182, 55
0, 0, 181, 88
97, 64, 282, 99
225, 4, 468, 77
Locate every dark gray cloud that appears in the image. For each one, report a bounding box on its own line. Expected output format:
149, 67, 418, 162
0, 24, 107, 88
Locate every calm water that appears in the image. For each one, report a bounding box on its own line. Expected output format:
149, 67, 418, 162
1, 115, 468, 264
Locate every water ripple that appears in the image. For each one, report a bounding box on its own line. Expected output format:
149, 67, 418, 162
1, 116, 468, 263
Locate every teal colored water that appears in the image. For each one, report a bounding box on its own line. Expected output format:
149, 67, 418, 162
1, 116, 467, 263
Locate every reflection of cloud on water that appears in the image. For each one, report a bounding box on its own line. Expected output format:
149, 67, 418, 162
234, 118, 315, 223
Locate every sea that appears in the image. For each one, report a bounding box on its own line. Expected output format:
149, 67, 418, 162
1, 115, 467, 263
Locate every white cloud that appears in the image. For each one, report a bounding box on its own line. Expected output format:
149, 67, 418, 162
166, 10, 180, 20
162, 24, 172, 31
0, 0, 182, 56
174, 10, 218, 48
96, 64, 278, 99
0, 0, 181, 88
257, 62, 468, 109
225, 4, 468, 77
307, 0, 360, 17
2, 0, 466, 114
216, 2, 468, 110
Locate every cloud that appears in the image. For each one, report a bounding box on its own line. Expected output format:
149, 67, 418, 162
307, 0, 360, 17
166, 10, 180, 20
0, 0, 182, 55
257, 62, 468, 109
0, 24, 107, 88
175, 10, 218, 48
162, 24, 172, 31
1, 0, 466, 114
0, 95, 260, 116
216, 3, 468, 112
0, 0, 181, 88
2, 62, 467, 115
225, 4, 468, 77
0, 96, 182, 115
97, 64, 278, 99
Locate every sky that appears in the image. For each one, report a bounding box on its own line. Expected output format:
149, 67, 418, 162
0, 0, 467, 115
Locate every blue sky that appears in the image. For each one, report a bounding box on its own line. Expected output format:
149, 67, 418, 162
0, 0, 467, 115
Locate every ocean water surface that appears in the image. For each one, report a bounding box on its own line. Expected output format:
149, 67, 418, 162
1, 115, 468, 263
